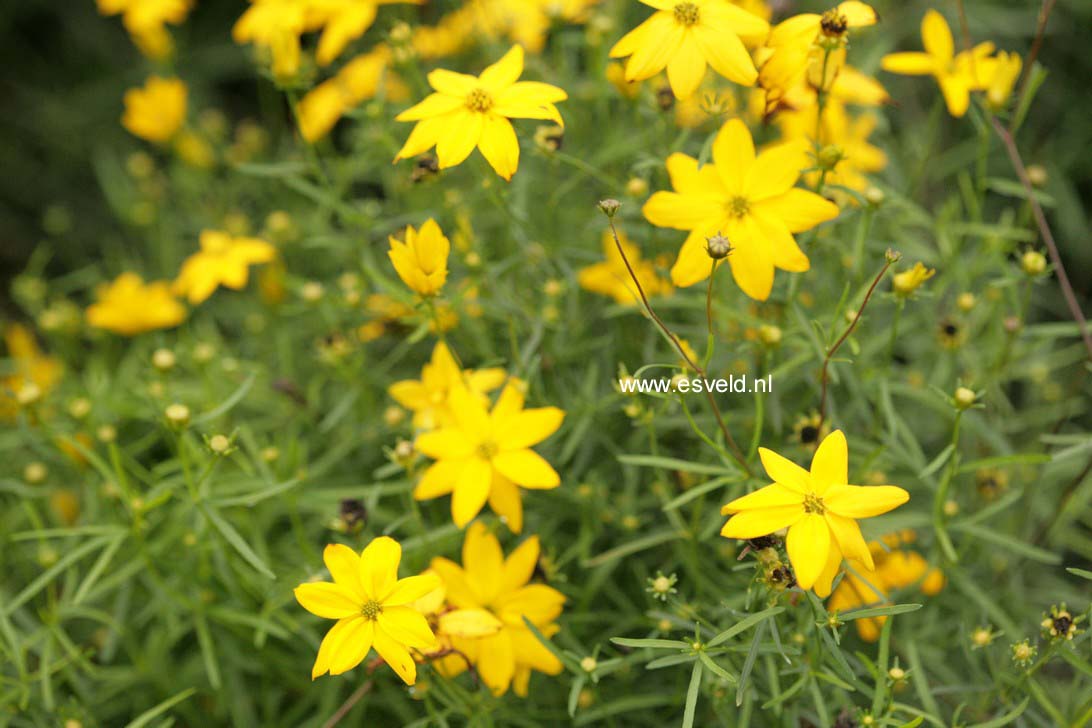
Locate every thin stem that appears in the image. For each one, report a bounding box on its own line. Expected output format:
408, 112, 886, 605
603, 215, 752, 476
1010, 0, 1057, 134
322, 680, 374, 728
991, 116, 1092, 359
817, 254, 897, 426
933, 412, 962, 563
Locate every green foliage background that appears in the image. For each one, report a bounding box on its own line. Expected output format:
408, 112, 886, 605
1, 1, 1090, 726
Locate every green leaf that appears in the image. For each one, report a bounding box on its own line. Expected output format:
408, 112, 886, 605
965, 696, 1029, 728
200, 505, 275, 580
583, 530, 684, 567
616, 454, 735, 475
839, 604, 922, 621
708, 607, 784, 647
1066, 567, 1092, 580
193, 372, 256, 425
956, 453, 1051, 473
681, 660, 703, 728
610, 637, 688, 650
125, 688, 197, 728
524, 617, 583, 674
697, 651, 737, 683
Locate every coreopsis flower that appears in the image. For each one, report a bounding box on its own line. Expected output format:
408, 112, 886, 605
97, 0, 193, 59
609, 0, 769, 100
720, 430, 910, 594
469, 0, 599, 54
310, 0, 424, 66
577, 229, 673, 305
297, 46, 409, 142
428, 523, 566, 696
233, 0, 324, 81
122, 76, 187, 144
388, 219, 451, 297
1, 324, 62, 418
891, 262, 935, 297
295, 539, 440, 683
388, 341, 507, 430
643, 118, 840, 299
986, 51, 1022, 111
880, 10, 997, 118
757, 2, 877, 110
86, 273, 187, 336
776, 99, 886, 194
172, 230, 277, 305
394, 45, 567, 180
828, 530, 944, 641
414, 383, 564, 533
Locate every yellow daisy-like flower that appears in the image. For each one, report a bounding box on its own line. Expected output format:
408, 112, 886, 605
577, 228, 673, 306
388, 341, 507, 431
414, 383, 564, 533
86, 273, 187, 336
295, 538, 440, 684
643, 118, 840, 299
97, 0, 193, 59
1, 324, 62, 419
891, 261, 936, 297
394, 45, 567, 181
776, 99, 887, 195
172, 230, 276, 305
311, 0, 424, 66
388, 219, 451, 297
880, 10, 997, 118
985, 51, 1022, 111
609, 0, 769, 100
232, 0, 322, 81
720, 430, 910, 595
428, 523, 566, 696
121, 76, 187, 144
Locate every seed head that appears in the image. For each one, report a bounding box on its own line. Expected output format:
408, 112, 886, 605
705, 232, 733, 260
597, 199, 622, 218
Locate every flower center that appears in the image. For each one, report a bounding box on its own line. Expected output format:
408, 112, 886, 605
361, 599, 383, 620
802, 492, 826, 515
726, 195, 750, 219
477, 440, 498, 459
819, 10, 848, 37
673, 2, 700, 26
465, 88, 494, 113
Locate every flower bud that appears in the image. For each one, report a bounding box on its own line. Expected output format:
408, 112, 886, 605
152, 348, 176, 372
24, 462, 48, 484
165, 403, 191, 428
758, 324, 782, 346
957, 292, 976, 311
597, 199, 621, 218
1026, 165, 1047, 187
705, 232, 732, 260
954, 387, 977, 410
1021, 250, 1046, 276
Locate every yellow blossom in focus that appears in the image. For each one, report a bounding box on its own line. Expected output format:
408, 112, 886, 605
643, 118, 839, 299
428, 523, 566, 696
577, 229, 673, 305
881, 10, 998, 118
609, 0, 769, 100
172, 230, 277, 305
294, 538, 440, 683
1, 324, 62, 419
891, 262, 935, 297
97, 0, 193, 59
388, 341, 507, 430
86, 273, 187, 336
388, 219, 451, 297
122, 76, 187, 144
395, 46, 568, 181
721, 430, 909, 595
414, 383, 564, 533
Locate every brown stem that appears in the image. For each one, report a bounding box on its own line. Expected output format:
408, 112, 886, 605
817, 255, 897, 426
1010, 0, 1057, 134
604, 216, 752, 476
991, 116, 1092, 359
322, 680, 374, 728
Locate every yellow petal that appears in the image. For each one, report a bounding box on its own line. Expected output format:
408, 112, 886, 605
451, 457, 493, 527
497, 407, 564, 449
414, 459, 463, 500
327, 617, 375, 675
294, 582, 361, 619
323, 543, 366, 598
492, 449, 560, 489
809, 430, 848, 492
749, 210, 810, 273
429, 557, 480, 609
670, 228, 719, 287
439, 608, 503, 638
428, 68, 478, 96
498, 584, 566, 626
377, 606, 436, 649
694, 9, 759, 85
463, 522, 504, 603
750, 189, 840, 233
746, 141, 809, 200
786, 513, 831, 590
721, 483, 804, 514
436, 110, 483, 169
495, 81, 568, 107
921, 9, 953, 63
937, 72, 970, 117
823, 483, 910, 518
395, 92, 464, 122
812, 542, 844, 599
509, 624, 564, 674
416, 429, 474, 459
394, 115, 447, 161
476, 630, 515, 696
720, 506, 804, 538
837, 1, 878, 28
477, 114, 520, 181
488, 473, 524, 533
501, 535, 539, 593
312, 617, 359, 679
372, 627, 417, 685
880, 52, 935, 76
360, 536, 401, 601
726, 216, 775, 300
712, 119, 754, 195
643, 192, 721, 231
479, 45, 524, 92
825, 513, 872, 569
665, 35, 707, 101
624, 13, 683, 82
384, 573, 442, 606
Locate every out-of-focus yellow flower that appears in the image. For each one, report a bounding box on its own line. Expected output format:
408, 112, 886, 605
388, 341, 507, 430
86, 273, 187, 336
310, 0, 423, 66
881, 10, 997, 117
643, 118, 839, 299
609, 0, 768, 100
233, 0, 325, 81
986, 51, 1022, 111
828, 531, 944, 641
388, 219, 451, 297
721, 431, 910, 595
468, 0, 599, 55
414, 383, 564, 533
298, 46, 409, 142
122, 76, 187, 144
97, 0, 193, 59
577, 229, 673, 305
395, 46, 567, 180
428, 523, 565, 696
891, 262, 936, 297
172, 230, 277, 305
776, 99, 886, 194
606, 62, 642, 99
295, 539, 440, 683
1, 324, 62, 419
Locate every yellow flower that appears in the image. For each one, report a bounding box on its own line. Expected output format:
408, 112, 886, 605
577, 229, 673, 305
295, 538, 441, 683
122, 76, 187, 144
881, 10, 997, 117
1, 324, 62, 419
97, 0, 193, 59
310, 0, 423, 66
297, 46, 408, 142
609, 0, 769, 100
720, 430, 909, 595
86, 273, 187, 336
394, 45, 567, 180
891, 262, 936, 297
468, 0, 598, 55
172, 230, 277, 305
414, 383, 564, 533
233, 0, 325, 81
428, 523, 566, 696
776, 99, 887, 194
388, 219, 451, 297
986, 51, 1022, 111
643, 118, 840, 299
388, 341, 507, 430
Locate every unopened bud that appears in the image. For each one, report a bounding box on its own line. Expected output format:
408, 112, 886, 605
165, 403, 191, 428
1021, 250, 1047, 276
152, 348, 176, 372
954, 387, 977, 410
705, 232, 732, 260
